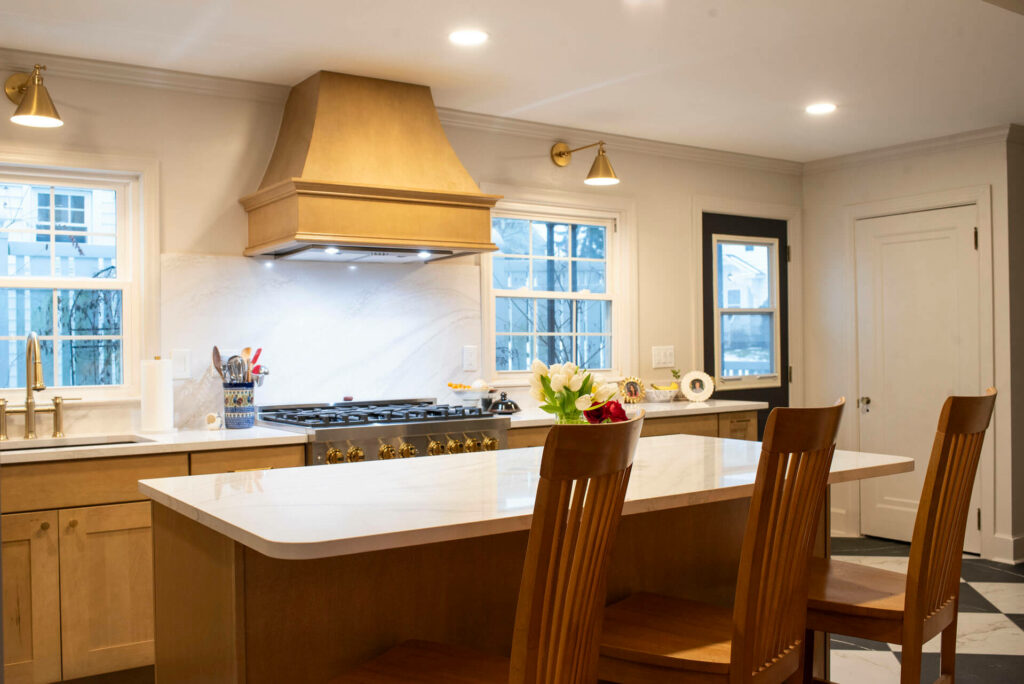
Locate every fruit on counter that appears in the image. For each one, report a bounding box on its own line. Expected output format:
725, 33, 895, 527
651, 382, 679, 391
448, 379, 494, 391
448, 382, 472, 389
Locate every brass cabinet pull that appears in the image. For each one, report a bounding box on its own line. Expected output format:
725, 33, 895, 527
68, 519, 78, 529
40, 521, 50, 531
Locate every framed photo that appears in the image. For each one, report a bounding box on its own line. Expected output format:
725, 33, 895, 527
619, 376, 645, 404
681, 370, 714, 402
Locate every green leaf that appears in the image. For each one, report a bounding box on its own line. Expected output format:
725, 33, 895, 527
538, 405, 558, 414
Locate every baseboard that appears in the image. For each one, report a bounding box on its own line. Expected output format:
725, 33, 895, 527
986, 532, 1024, 564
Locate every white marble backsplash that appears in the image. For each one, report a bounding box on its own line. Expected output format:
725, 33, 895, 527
161, 253, 484, 428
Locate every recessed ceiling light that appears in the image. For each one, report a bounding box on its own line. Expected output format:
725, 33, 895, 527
449, 29, 488, 46
806, 102, 837, 115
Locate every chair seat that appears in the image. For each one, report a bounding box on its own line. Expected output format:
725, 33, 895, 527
329, 640, 509, 683
807, 557, 907, 619
599, 592, 734, 674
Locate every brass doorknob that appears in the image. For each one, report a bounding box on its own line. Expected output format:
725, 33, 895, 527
446, 439, 464, 454
326, 447, 344, 464
378, 443, 397, 460
346, 446, 365, 463
481, 436, 499, 451
427, 440, 444, 455
398, 442, 418, 458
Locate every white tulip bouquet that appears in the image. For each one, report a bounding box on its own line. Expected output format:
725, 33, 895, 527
528, 360, 622, 424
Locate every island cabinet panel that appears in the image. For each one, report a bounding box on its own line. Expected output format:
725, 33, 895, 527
639, 414, 719, 438
2, 511, 61, 684
0, 453, 188, 513
718, 410, 758, 441
506, 426, 551, 449
58, 502, 155, 680
189, 445, 305, 475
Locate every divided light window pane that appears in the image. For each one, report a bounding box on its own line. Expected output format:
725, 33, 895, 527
717, 242, 770, 309
491, 217, 613, 371
0, 181, 125, 388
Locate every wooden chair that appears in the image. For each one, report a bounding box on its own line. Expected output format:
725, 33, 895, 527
802, 388, 997, 684
597, 399, 846, 684
330, 412, 645, 684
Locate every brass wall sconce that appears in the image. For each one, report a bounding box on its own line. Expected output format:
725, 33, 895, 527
550, 140, 619, 185
5, 64, 63, 128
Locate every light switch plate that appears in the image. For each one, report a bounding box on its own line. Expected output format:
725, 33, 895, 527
462, 345, 479, 372
652, 345, 675, 369
171, 348, 191, 379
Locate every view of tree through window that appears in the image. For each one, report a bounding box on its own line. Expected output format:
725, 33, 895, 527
0, 182, 123, 387
715, 239, 777, 378
492, 216, 612, 371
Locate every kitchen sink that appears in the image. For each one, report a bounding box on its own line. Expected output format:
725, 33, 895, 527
0, 434, 155, 451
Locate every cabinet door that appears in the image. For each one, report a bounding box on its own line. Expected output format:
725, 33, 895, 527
2, 511, 61, 683
718, 411, 758, 441
58, 502, 155, 679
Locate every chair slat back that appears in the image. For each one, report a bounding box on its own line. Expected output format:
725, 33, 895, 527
509, 413, 644, 684
906, 389, 996, 623
731, 400, 845, 683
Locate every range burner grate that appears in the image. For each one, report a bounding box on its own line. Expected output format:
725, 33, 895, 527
258, 401, 486, 428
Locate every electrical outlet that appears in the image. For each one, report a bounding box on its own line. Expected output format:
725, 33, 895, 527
171, 348, 191, 379
462, 345, 479, 372
652, 345, 675, 369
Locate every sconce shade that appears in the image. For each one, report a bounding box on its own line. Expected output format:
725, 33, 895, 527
6, 65, 63, 128
584, 146, 618, 185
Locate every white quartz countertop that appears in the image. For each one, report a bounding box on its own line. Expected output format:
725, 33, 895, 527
509, 399, 767, 428
140, 434, 912, 561
0, 426, 307, 465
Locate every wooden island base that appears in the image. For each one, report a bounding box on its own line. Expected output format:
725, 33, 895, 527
152, 497, 829, 683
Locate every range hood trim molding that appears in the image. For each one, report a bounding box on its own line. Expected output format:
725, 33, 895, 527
240, 178, 502, 212
242, 233, 499, 258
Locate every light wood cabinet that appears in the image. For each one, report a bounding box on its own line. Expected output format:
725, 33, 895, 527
58, 502, 155, 679
718, 411, 758, 441
507, 410, 760, 448
190, 444, 305, 475
2, 511, 61, 684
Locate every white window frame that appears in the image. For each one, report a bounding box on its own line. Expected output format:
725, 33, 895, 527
0, 150, 159, 404
481, 190, 637, 386
711, 234, 782, 391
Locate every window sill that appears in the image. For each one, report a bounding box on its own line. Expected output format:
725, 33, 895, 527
0, 391, 140, 408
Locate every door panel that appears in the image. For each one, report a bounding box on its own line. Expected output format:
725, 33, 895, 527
856, 204, 981, 550
59, 501, 155, 679
2, 510, 61, 683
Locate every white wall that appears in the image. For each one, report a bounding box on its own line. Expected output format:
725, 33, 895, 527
0, 51, 803, 429
801, 130, 1019, 561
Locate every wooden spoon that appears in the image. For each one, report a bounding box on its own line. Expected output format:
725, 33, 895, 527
212, 346, 224, 380
241, 347, 252, 382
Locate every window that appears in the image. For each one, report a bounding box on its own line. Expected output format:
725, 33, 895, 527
711, 235, 781, 389
489, 213, 615, 373
0, 178, 128, 389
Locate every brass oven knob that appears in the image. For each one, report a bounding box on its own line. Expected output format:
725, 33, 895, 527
446, 438, 464, 454
463, 436, 482, 452
378, 443, 397, 460
427, 440, 445, 456
398, 442, 418, 458
481, 436, 499, 451
326, 447, 344, 464
346, 446, 365, 463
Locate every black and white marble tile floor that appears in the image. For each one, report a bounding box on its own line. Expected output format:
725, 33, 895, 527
828, 536, 1024, 683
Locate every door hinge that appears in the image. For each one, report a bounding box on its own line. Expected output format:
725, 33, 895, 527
788, 365, 793, 383
974, 227, 978, 250
786, 245, 791, 262
977, 508, 982, 530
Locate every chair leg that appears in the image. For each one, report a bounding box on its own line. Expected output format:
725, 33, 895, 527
800, 628, 816, 683
940, 615, 958, 682
900, 639, 923, 684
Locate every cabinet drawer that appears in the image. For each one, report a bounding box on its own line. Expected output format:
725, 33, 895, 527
718, 411, 758, 441
1, 453, 188, 514
189, 445, 305, 475
507, 427, 550, 449
640, 414, 719, 438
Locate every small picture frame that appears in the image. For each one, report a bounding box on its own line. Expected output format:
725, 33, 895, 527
619, 376, 645, 404
681, 370, 714, 402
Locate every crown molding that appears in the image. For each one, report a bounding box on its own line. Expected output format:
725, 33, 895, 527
0, 47, 289, 103
436, 107, 803, 176
804, 125, 1017, 175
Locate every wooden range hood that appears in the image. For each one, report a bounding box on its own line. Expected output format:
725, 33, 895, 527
240, 71, 501, 263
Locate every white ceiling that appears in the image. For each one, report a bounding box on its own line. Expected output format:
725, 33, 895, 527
1, 0, 1022, 162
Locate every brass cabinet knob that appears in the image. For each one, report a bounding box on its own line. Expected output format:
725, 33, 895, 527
445, 439, 464, 454
463, 436, 481, 452
325, 447, 344, 464
378, 443, 397, 460
40, 521, 50, 531
481, 436, 499, 451
398, 442, 418, 458
346, 446, 365, 463
68, 520, 78, 529
427, 440, 445, 456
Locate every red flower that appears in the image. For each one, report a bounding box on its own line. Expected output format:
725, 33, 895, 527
584, 400, 628, 424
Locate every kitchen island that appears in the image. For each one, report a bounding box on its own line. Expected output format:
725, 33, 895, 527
141, 434, 912, 683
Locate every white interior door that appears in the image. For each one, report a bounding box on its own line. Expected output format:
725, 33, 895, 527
856, 204, 982, 551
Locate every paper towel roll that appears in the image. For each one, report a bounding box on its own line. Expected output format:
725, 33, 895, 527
140, 359, 174, 432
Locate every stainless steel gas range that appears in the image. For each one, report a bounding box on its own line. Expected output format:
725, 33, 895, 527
256, 399, 511, 465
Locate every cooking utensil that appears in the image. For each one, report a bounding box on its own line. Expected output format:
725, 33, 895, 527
241, 347, 252, 381
251, 347, 262, 366
212, 346, 224, 380
226, 355, 247, 383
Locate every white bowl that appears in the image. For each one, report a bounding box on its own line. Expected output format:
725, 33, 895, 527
645, 389, 676, 403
